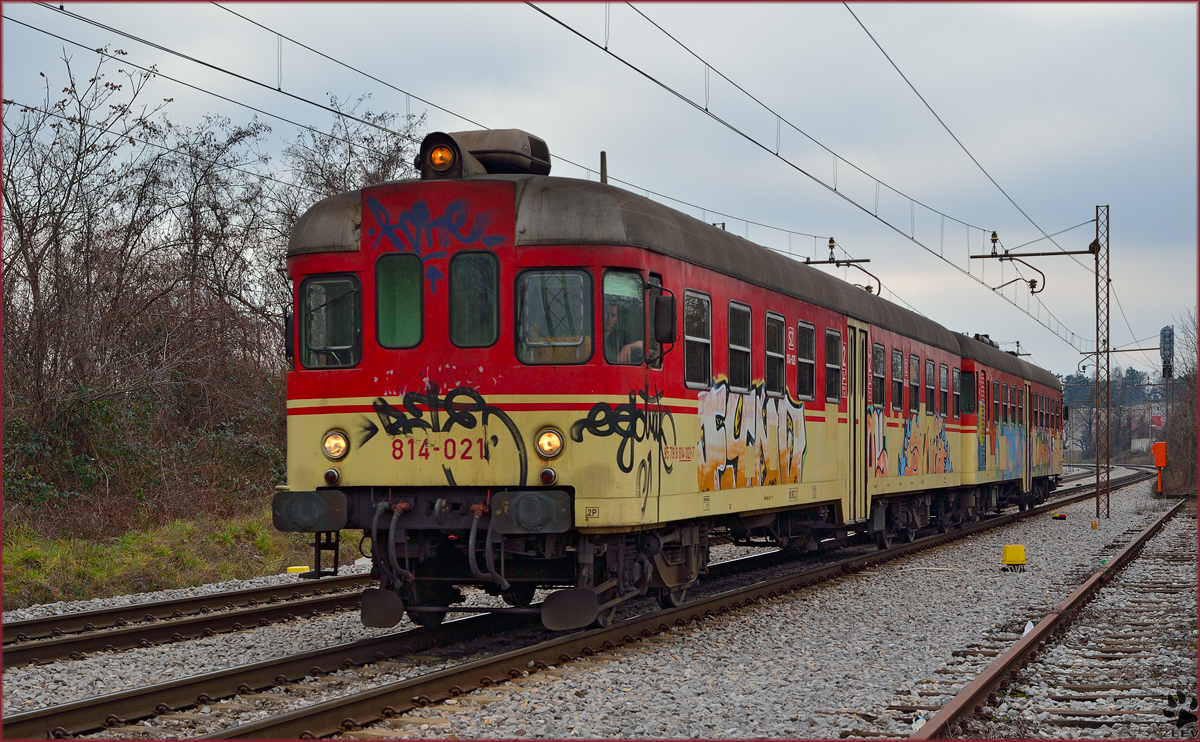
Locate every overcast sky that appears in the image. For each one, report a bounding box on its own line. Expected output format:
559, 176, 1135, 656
4, 2, 1195, 378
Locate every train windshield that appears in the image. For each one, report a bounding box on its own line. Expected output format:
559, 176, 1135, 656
301, 274, 362, 368
516, 270, 593, 364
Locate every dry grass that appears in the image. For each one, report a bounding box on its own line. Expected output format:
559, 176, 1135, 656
1, 509, 320, 610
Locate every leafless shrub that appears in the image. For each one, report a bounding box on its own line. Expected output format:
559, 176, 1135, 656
3, 55, 423, 538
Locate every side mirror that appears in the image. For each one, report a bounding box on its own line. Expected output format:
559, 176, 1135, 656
1062, 404, 1069, 423
654, 294, 676, 345
284, 313, 295, 359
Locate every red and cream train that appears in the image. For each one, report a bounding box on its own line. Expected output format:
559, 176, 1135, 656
273, 129, 1064, 630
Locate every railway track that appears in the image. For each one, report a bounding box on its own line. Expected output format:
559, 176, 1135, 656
3, 574, 372, 669
2, 466, 1136, 670
907, 496, 1194, 739
8, 470, 1150, 739
4, 469, 1155, 739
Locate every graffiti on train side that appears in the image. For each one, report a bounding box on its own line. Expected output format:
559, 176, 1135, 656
993, 423, 1026, 480
570, 383, 678, 514
364, 197, 504, 294
1030, 427, 1055, 477
867, 405, 889, 477
695, 381, 806, 492
896, 413, 953, 476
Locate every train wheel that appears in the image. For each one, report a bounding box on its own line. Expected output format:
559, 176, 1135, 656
503, 584, 537, 608
876, 533, 892, 550
406, 582, 461, 628
901, 528, 916, 544
657, 586, 688, 609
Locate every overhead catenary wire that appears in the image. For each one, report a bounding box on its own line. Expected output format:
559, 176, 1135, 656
33, 1, 420, 144
844, 3, 1159, 365
843, 3, 1072, 258
3, 14, 414, 165
2, 97, 324, 197
18, 1, 915, 313
621, 2, 1092, 350
532, 2, 1087, 350
208, 3, 926, 311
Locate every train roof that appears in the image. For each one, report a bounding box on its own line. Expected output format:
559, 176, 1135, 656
956, 333, 1062, 390
506, 175, 960, 353
289, 173, 1060, 388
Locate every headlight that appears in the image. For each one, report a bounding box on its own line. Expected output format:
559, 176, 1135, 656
535, 428, 564, 459
323, 431, 349, 460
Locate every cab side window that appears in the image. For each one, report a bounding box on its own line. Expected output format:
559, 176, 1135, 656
303, 274, 362, 368
603, 271, 645, 365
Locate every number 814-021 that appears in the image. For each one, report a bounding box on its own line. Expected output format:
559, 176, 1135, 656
392, 437, 485, 461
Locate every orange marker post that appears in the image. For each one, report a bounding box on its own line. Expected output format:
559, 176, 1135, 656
1151, 441, 1167, 494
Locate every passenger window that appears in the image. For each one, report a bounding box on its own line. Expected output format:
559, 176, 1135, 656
1001, 383, 1008, 424
891, 349, 904, 411
376, 254, 421, 349
825, 330, 842, 403
925, 359, 936, 416
302, 274, 362, 368
952, 368, 961, 418
796, 322, 815, 400
940, 364, 949, 417
909, 354, 920, 414
765, 313, 785, 397
449, 252, 498, 347
684, 291, 712, 388
729, 303, 752, 392
516, 270, 592, 365
603, 271, 645, 365
993, 379, 1000, 422
872, 343, 886, 407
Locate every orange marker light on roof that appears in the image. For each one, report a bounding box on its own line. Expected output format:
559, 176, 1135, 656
429, 145, 455, 171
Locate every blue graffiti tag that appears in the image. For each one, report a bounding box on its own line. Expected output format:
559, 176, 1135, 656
364, 197, 504, 294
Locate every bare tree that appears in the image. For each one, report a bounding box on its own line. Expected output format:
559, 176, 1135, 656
259, 93, 426, 320
1164, 309, 1196, 493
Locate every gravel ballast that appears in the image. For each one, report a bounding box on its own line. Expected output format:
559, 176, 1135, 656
3, 479, 1181, 740
344, 481, 1182, 739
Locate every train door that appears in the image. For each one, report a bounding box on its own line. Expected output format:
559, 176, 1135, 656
847, 320, 869, 521
976, 369, 988, 473
1022, 381, 1032, 493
